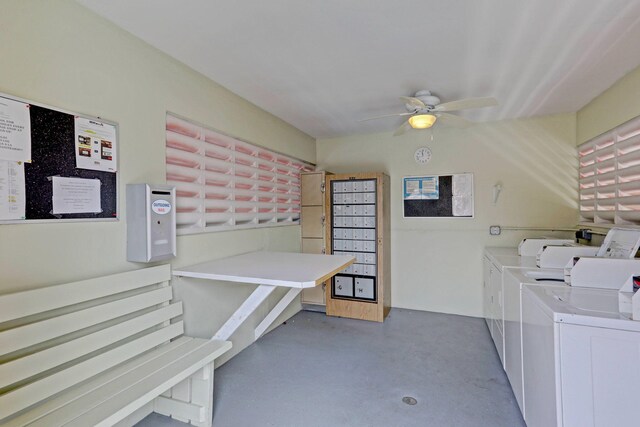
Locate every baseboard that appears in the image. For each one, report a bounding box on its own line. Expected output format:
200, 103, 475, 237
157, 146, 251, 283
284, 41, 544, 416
301, 304, 326, 313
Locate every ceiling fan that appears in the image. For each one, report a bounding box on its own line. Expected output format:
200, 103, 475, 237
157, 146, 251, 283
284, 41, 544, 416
361, 90, 498, 136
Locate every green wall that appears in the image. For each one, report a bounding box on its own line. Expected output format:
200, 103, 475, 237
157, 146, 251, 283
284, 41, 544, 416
577, 64, 640, 144
318, 113, 578, 317
0, 0, 315, 363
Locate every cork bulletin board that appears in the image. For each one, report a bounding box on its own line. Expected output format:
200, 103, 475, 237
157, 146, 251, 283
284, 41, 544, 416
0, 93, 118, 223
403, 173, 474, 218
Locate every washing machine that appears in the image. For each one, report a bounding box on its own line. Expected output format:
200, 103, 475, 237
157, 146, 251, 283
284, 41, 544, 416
503, 268, 566, 417
522, 284, 640, 427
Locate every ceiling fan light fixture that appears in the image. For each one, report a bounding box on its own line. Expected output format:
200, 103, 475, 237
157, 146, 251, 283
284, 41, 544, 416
408, 114, 437, 129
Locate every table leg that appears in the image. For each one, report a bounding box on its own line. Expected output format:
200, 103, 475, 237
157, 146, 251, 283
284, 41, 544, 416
254, 287, 302, 340
211, 285, 276, 341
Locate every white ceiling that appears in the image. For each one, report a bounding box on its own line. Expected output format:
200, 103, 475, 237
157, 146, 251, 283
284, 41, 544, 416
78, 0, 640, 139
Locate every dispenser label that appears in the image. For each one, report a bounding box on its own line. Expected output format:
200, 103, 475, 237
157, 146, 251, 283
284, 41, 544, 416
151, 199, 172, 215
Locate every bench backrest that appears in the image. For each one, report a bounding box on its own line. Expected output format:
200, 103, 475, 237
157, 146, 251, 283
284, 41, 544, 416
0, 265, 181, 421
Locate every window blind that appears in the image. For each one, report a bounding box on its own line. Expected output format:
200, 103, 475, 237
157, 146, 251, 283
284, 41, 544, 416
579, 115, 640, 226
166, 114, 313, 234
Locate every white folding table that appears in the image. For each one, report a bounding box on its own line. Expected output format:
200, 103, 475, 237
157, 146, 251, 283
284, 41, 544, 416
172, 251, 354, 341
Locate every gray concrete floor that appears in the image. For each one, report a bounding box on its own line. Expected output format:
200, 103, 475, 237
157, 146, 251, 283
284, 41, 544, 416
138, 308, 525, 427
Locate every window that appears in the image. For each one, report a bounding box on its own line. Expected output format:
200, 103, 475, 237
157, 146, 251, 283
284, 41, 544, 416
165, 114, 313, 234
579, 115, 640, 226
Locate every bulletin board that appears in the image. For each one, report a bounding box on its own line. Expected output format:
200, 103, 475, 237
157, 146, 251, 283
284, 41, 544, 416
403, 173, 474, 218
0, 93, 118, 223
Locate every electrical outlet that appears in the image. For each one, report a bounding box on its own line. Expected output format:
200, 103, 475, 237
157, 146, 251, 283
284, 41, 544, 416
489, 225, 501, 236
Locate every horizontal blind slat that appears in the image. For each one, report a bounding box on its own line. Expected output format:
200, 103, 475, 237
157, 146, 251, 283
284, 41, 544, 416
616, 116, 640, 141
166, 113, 312, 233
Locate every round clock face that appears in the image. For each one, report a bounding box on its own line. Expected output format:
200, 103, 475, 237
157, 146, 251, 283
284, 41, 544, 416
414, 147, 432, 164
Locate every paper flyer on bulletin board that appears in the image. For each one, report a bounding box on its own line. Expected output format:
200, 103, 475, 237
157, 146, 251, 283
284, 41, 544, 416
0, 160, 26, 220
0, 96, 31, 163
0, 95, 30, 221
403, 176, 439, 200
452, 174, 473, 216
74, 116, 117, 173
52, 176, 102, 214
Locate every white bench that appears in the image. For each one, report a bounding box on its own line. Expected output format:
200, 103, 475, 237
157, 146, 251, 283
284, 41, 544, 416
0, 265, 232, 427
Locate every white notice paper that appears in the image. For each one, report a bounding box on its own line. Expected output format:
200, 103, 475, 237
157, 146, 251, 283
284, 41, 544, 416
0, 160, 26, 220
452, 173, 473, 217
453, 173, 473, 197
0, 97, 31, 162
52, 176, 101, 214
74, 117, 117, 172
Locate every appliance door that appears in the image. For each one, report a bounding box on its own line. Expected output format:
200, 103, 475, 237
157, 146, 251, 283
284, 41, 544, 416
559, 323, 640, 427
522, 289, 558, 427
503, 270, 524, 413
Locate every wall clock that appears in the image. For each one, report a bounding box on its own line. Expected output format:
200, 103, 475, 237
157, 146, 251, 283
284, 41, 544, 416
414, 147, 432, 164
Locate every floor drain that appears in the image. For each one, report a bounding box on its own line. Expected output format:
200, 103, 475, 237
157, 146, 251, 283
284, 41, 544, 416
402, 396, 417, 405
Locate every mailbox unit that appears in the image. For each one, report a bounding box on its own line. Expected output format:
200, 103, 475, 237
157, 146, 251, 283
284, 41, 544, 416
325, 172, 390, 322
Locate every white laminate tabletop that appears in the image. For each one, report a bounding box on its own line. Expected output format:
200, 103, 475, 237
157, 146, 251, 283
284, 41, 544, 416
172, 251, 355, 289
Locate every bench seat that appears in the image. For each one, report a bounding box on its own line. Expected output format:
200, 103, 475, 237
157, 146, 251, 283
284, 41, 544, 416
0, 265, 232, 427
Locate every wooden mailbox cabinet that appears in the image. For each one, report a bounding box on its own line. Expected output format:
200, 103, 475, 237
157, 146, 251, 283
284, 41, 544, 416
300, 171, 332, 309
325, 172, 391, 322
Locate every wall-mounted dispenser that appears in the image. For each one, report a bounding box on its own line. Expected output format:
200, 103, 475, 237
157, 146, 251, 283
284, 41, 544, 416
126, 184, 176, 262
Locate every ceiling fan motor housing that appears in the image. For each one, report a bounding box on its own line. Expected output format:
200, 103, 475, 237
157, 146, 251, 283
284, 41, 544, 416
406, 90, 441, 111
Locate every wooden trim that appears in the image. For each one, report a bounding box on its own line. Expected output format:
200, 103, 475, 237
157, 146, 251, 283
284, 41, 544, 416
301, 206, 325, 238
301, 170, 331, 306
327, 298, 383, 322
381, 173, 392, 315
300, 171, 326, 206
313, 257, 355, 286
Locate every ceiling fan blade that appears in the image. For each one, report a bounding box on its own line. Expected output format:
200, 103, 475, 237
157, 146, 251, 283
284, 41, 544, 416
434, 97, 498, 112
393, 120, 412, 136
400, 96, 426, 110
435, 112, 473, 128
358, 112, 413, 122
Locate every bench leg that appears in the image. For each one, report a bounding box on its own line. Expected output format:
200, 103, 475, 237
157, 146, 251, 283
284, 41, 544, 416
153, 363, 215, 427
190, 363, 215, 427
